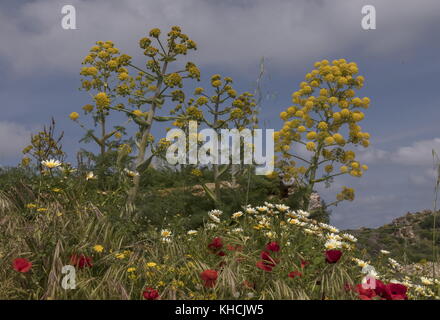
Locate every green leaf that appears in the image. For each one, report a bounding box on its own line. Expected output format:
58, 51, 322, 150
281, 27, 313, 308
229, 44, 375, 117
132, 116, 149, 127
153, 116, 175, 122
217, 164, 231, 179
202, 183, 218, 204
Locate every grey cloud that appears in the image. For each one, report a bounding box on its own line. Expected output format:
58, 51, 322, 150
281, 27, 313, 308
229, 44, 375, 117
0, 121, 32, 165
356, 137, 440, 167
393, 138, 440, 166
1, 0, 439, 76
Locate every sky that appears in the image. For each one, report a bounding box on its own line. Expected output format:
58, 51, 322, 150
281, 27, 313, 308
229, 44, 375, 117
0, 0, 440, 229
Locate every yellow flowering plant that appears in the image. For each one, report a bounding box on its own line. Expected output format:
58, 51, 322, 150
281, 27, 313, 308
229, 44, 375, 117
274, 59, 371, 211
121, 26, 200, 206
169, 74, 258, 204
76, 40, 132, 157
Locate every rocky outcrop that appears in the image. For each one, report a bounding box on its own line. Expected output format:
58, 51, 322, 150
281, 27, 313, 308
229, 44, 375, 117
348, 210, 439, 263
390, 210, 433, 240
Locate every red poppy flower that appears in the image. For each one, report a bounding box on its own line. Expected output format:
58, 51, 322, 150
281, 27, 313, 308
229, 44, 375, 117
200, 269, 218, 288
257, 250, 278, 271
70, 254, 93, 269
288, 270, 302, 278
325, 250, 342, 263
356, 284, 377, 299
256, 260, 275, 272
260, 250, 272, 261
385, 283, 408, 300
217, 251, 226, 257
208, 237, 223, 250
300, 260, 310, 268
12, 258, 32, 273
265, 242, 280, 252
355, 279, 408, 300
372, 279, 387, 298
143, 287, 159, 300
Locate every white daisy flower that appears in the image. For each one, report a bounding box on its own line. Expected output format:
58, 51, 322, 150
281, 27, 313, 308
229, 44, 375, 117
324, 239, 343, 250
245, 207, 257, 215
231, 211, 244, 219
287, 218, 300, 225
160, 229, 172, 238
421, 277, 433, 285
208, 212, 221, 223
208, 209, 223, 217
296, 210, 310, 217
353, 258, 369, 268
41, 159, 62, 169
342, 233, 358, 243
327, 226, 340, 233
275, 204, 289, 212
326, 233, 342, 241
206, 223, 217, 230
256, 206, 268, 213
264, 202, 275, 209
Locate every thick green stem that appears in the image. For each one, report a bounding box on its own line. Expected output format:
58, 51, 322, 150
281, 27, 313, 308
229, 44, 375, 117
303, 143, 323, 211
127, 61, 169, 207
100, 113, 106, 156
213, 92, 221, 204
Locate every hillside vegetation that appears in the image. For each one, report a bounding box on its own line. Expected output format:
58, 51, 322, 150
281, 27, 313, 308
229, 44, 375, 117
1, 25, 439, 300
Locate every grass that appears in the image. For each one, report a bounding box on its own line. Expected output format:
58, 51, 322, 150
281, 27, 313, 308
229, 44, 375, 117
0, 166, 439, 300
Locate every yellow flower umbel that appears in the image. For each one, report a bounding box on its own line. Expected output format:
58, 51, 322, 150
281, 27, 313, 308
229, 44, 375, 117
78, 40, 132, 157
94, 92, 110, 109
275, 59, 371, 208
69, 112, 79, 121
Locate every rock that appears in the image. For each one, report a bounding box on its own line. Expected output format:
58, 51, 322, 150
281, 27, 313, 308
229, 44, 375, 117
308, 192, 322, 211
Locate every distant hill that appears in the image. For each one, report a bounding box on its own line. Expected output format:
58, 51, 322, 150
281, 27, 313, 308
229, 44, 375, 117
347, 210, 440, 263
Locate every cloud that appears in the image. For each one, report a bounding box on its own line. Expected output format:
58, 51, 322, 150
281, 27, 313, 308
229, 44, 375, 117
393, 138, 440, 166
408, 167, 437, 186
356, 147, 390, 164
0, 122, 31, 164
355, 137, 440, 167
1, 0, 439, 76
